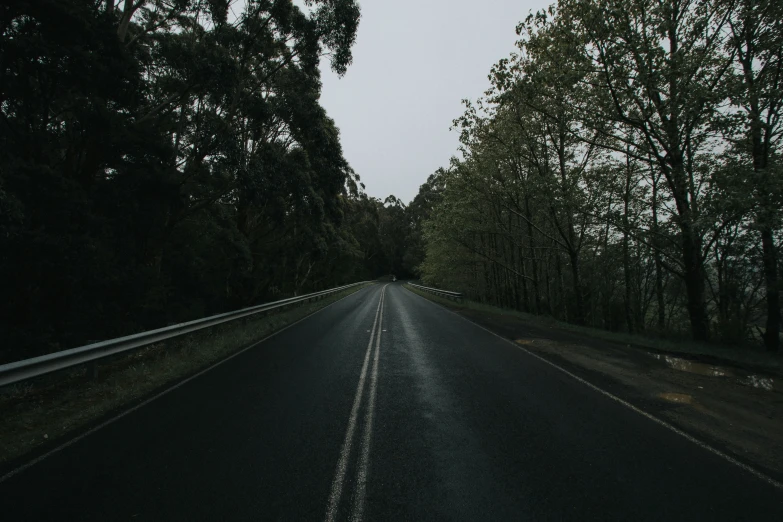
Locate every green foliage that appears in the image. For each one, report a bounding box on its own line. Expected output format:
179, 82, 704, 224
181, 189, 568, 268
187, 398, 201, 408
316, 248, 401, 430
418, 0, 783, 350
0, 0, 362, 362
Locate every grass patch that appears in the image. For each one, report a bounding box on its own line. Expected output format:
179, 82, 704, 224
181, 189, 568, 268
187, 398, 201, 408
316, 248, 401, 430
405, 284, 783, 375
0, 284, 373, 467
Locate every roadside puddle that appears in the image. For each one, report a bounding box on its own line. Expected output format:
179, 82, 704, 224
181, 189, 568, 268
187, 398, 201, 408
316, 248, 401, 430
649, 353, 777, 392
737, 375, 776, 392
649, 354, 732, 377
658, 392, 694, 404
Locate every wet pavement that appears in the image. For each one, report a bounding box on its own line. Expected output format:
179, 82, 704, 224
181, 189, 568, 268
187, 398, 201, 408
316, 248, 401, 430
2, 284, 782, 520
443, 302, 783, 480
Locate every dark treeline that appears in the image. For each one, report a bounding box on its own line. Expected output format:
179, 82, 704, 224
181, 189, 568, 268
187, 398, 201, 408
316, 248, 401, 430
4, 0, 780, 362
0, 0, 411, 362
414, 0, 783, 351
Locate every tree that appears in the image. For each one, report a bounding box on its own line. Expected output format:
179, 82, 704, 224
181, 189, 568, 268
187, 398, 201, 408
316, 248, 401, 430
720, 0, 783, 351
558, 0, 736, 341
0, 0, 361, 361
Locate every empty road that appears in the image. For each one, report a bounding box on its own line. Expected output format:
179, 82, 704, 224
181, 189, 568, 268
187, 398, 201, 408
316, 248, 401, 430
2, 283, 782, 520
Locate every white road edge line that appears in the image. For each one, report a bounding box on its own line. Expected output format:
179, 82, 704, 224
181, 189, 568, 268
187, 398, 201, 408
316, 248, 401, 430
0, 284, 376, 485
404, 286, 783, 491
324, 284, 387, 522
350, 284, 385, 521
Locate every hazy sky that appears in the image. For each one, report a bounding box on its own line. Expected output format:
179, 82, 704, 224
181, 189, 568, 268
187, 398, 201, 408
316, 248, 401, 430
318, 0, 551, 204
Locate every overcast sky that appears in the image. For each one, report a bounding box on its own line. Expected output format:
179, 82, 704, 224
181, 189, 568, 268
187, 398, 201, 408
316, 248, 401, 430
317, 0, 551, 204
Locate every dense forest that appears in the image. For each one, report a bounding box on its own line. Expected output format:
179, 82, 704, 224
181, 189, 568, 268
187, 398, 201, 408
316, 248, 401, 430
0, 0, 417, 362
2, 0, 780, 362
415, 0, 783, 351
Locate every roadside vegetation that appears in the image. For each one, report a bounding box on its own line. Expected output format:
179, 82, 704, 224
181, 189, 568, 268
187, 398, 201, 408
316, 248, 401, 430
0, 284, 371, 467
406, 284, 783, 375
405, 0, 783, 354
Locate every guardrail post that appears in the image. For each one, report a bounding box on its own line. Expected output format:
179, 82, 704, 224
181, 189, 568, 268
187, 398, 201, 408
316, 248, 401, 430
84, 340, 100, 379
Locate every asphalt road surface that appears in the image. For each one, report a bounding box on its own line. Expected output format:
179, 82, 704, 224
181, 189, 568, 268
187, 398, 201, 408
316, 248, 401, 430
3, 283, 782, 520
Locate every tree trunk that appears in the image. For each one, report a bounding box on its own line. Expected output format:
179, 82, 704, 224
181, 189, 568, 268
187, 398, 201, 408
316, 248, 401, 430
544, 259, 552, 315
681, 226, 710, 341
516, 212, 529, 312
117, 0, 136, 42
666, 153, 710, 341
761, 225, 780, 351
520, 251, 530, 312
651, 171, 666, 329
555, 253, 567, 321
568, 249, 585, 325
623, 155, 634, 333
655, 254, 666, 329
524, 194, 541, 314
623, 230, 633, 333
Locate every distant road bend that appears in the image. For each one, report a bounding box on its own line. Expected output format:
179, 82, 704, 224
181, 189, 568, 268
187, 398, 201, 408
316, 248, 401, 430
2, 283, 782, 520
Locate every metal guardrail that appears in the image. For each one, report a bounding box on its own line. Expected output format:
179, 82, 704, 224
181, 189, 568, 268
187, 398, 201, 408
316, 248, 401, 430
0, 282, 372, 387
407, 282, 463, 301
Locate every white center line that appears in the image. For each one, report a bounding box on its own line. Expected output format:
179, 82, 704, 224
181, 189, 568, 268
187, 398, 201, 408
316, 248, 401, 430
324, 285, 387, 522
350, 287, 385, 521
